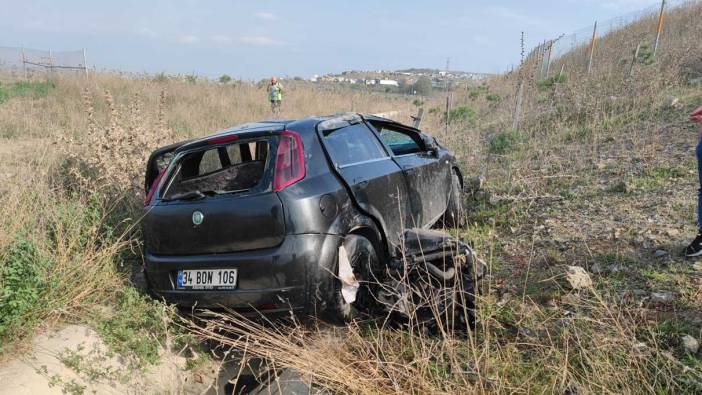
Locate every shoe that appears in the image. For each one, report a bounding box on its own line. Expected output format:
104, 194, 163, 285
685, 233, 702, 257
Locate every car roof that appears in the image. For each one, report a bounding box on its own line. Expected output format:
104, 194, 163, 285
175, 112, 410, 152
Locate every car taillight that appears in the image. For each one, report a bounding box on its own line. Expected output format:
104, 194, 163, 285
144, 168, 166, 206
273, 130, 305, 192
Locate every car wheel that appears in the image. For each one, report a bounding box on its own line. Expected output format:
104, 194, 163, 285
442, 172, 465, 228
328, 234, 378, 324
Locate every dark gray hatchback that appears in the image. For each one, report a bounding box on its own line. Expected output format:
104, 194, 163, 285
142, 113, 465, 322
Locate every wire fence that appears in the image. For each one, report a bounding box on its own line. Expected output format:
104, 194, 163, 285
528, 0, 702, 80
0, 46, 87, 78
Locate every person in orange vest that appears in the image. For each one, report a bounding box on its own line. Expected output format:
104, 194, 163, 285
268, 76, 283, 115
685, 106, 702, 256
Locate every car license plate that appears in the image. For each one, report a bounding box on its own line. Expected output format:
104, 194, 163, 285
177, 269, 237, 290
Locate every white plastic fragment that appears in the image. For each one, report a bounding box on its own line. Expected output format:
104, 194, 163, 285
338, 245, 359, 304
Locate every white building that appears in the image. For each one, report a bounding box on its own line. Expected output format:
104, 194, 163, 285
378, 79, 399, 87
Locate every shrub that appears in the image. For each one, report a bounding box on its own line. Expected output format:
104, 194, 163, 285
0, 234, 49, 342
447, 106, 475, 123
412, 99, 424, 107
219, 74, 232, 84
486, 93, 502, 103
488, 129, 525, 155
537, 74, 567, 91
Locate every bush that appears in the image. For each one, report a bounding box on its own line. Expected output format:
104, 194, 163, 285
219, 74, 232, 84
412, 99, 424, 107
488, 129, 525, 155
486, 93, 502, 103
447, 106, 475, 124
0, 234, 50, 343
537, 74, 567, 91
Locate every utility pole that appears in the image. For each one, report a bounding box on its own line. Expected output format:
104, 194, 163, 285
653, 0, 666, 58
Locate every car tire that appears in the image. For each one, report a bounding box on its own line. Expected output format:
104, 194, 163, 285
327, 234, 378, 324
442, 172, 465, 228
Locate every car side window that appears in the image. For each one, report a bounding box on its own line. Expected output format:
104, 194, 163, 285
198, 148, 223, 174
375, 125, 424, 156
323, 124, 388, 166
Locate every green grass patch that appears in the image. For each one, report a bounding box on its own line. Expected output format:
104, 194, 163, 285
0, 80, 55, 103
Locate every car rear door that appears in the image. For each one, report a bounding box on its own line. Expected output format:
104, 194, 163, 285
368, 121, 452, 227
318, 118, 411, 246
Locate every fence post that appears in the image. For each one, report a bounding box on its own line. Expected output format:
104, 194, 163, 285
21, 48, 27, 80
512, 81, 524, 130
628, 43, 642, 78
587, 21, 597, 74
653, 0, 666, 58
545, 41, 553, 78
48, 49, 54, 74
82, 48, 88, 77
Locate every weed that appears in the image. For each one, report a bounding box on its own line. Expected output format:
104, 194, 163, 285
0, 234, 49, 344
447, 106, 475, 124
488, 129, 525, 155
95, 287, 173, 368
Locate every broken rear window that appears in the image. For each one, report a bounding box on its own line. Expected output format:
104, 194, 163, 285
161, 139, 270, 200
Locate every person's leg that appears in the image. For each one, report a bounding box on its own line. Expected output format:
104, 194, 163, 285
686, 138, 702, 256
697, 138, 702, 231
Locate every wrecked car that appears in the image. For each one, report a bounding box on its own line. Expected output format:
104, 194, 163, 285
142, 113, 480, 324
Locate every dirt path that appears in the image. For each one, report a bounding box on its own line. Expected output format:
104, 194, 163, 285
0, 325, 216, 394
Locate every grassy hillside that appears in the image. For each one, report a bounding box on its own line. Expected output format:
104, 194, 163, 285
1, 1, 702, 392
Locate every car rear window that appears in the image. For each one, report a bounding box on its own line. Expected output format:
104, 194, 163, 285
322, 124, 388, 166
161, 139, 270, 200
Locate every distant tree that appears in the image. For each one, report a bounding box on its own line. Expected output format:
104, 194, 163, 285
414, 77, 432, 96
219, 74, 232, 84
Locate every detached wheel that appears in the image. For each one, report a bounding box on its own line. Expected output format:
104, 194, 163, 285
328, 235, 378, 324
442, 172, 465, 228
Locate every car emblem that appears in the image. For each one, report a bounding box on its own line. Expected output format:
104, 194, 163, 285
192, 211, 204, 226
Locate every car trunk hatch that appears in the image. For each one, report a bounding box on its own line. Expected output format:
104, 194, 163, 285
143, 133, 286, 255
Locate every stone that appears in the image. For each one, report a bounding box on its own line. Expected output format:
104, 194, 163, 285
664, 95, 679, 107
566, 266, 593, 290
682, 335, 699, 354
650, 291, 675, 303
590, 262, 604, 274
653, 249, 667, 258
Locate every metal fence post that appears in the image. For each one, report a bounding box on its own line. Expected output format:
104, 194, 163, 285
587, 21, 597, 74
21, 48, 27, 80
82, 48, 88, 77
653, 0, 666, 58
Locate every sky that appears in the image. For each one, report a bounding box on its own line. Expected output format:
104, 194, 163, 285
0, 0, 661, 80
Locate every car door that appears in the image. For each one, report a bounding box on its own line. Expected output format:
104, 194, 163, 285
368, 121, 452, 228
318, 121, 411, 247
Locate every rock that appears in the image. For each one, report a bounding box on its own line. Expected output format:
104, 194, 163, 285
693, 262, 702, 272
664, 95, 679, 107
650, 291, 675, 303
653, 249, 668, 258
566, 266, 593, 290
682, 335, 699, 354
665, 228, 680, 237
518, 327, 536, 339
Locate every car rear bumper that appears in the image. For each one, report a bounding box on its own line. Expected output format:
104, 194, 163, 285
144, 233, 341, 313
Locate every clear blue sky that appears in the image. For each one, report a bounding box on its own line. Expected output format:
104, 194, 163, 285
1, 0, 657, 79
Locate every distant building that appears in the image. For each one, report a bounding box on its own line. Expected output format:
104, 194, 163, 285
378, 79, 399, 87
